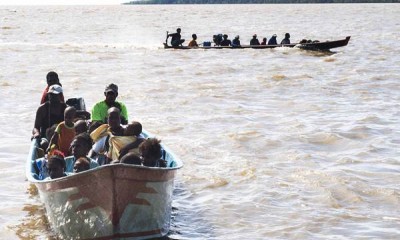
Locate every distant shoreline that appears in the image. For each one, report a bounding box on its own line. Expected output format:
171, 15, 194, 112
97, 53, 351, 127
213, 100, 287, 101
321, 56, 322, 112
124, 0, 399, 4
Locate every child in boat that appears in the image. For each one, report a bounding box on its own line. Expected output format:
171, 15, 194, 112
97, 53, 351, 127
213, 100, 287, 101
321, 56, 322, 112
47, 106, 76, 156
73, 157, 90, 173
65, 133, 99, 172
120, 152, 142, 165
45, 154, 67, 179
139, 138, 167, 168
75, 119, 88, 135
188, 34, 198, 47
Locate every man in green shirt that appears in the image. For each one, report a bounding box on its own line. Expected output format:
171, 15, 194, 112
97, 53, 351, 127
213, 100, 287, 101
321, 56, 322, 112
91, 83, 128, 125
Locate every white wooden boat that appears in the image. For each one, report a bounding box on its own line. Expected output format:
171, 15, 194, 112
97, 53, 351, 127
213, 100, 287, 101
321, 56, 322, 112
26, 130, 183, 239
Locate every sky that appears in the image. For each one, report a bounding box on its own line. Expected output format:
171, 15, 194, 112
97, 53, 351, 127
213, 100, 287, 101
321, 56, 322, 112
0, 0, 125, 5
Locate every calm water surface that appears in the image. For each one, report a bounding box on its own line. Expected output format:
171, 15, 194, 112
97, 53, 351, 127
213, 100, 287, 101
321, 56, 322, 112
0, 4, 399, 240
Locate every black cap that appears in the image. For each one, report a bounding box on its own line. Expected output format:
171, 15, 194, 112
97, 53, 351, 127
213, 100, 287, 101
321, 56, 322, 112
105, 83, 118, 94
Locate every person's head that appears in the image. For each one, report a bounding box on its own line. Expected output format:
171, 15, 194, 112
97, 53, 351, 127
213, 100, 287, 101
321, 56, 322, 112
104, 83, 118, 104
64, 106, 76, 126
139, 138, 162, 167
70, 132, 93, 158
46, 71, 59, 86
192, 34, 197, 40
74, 120, 88, 135
47, 155, 66, 179
124, 121, 142, 136
176, 28, 181, 33
253, 34, 257, 39
223, 34, 228, 40
107, 107, 121, 129
47, 84, 63, 103
120, 152, 142, 165
73, 157, 90, 173
263, 37, 267, 42
285, 33, 290, 39
235, 35, 239, 39
272, 34, 277, 38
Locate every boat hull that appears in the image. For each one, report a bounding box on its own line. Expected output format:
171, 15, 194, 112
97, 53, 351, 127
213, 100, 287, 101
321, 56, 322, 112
26, 138, 182, 240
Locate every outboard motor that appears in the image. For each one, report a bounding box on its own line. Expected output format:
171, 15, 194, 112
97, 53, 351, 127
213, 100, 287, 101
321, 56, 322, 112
66, 98, 86, 111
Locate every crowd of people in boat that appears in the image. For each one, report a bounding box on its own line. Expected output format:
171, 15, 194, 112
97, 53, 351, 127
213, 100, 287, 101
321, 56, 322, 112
32, 71, 168, 180
166, 28, 293, 47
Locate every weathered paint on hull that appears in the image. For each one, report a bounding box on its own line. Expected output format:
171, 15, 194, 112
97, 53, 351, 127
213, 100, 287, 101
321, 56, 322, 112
27, 139, 182, 240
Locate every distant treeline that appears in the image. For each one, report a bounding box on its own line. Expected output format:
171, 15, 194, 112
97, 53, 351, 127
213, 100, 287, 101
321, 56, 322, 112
125, 0, 399, 4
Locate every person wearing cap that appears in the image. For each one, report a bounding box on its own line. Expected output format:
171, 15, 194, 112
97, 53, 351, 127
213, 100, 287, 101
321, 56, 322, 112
33, 84, 67, 140
40, 71, 65, 104
232, 35, 241, 47
250, 34, 260, 46
91, 83, 128, 125
167, 28, 185, 47
281, 33, 291, 45
268, 34, 278, 45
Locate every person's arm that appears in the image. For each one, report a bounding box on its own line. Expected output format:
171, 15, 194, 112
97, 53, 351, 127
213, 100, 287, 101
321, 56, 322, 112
118, 138, 144, 160
46, 131, 59, 153
120, 103, 128, 125
32, 106, 43, 139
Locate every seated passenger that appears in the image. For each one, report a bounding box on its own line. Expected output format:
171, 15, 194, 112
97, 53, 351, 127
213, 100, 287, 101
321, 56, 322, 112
47, 106, 76, 156
188, 34, 199, 47
281, 33, 291, 45
220, 34, 232, 47
167, 28, 185, 47
90, 107, 136, 163
232, 35, 241, 47
91, 83, 128, 125
73, 157, 90, 173
45, 155, 67, 179
120, 152, 142, 165
268, 34, 278, 45
250, 34, 260, 45
75, 119, 88, 135
65, 133, 99, 172
139, 138, 167, 168
261, 37, 267, 45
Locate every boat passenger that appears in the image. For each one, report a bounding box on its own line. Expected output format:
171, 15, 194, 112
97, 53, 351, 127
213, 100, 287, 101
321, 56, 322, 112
220, 34, 232, 47
91, 83, 128, 125
119, 121, 145, 159
47, 106, 76, 156
167, 28, 185, 47
250, 34, 260, 45
120, 152, 142, 165
261, 37, 267, 45
139, 138, 167, 168
45, 154, 68, 179
73, 157, 90, 173
268, 34, 278, 45
232, 35, 241, 47
33, 84, 67, 140
65, 133, 99, 172
281, 33, 291, 45
213, 34, 223, 46
75, 119, 88, 135
40, 71, 65, 104
90, 107, 139, 163
188, 34, 199, 47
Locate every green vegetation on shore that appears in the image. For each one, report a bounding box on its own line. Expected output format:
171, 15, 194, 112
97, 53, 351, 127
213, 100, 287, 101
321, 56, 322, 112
125, 0, 399, 4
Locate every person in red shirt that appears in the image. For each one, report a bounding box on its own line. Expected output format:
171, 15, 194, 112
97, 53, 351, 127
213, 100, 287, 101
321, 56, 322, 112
40, 71, 65, 104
